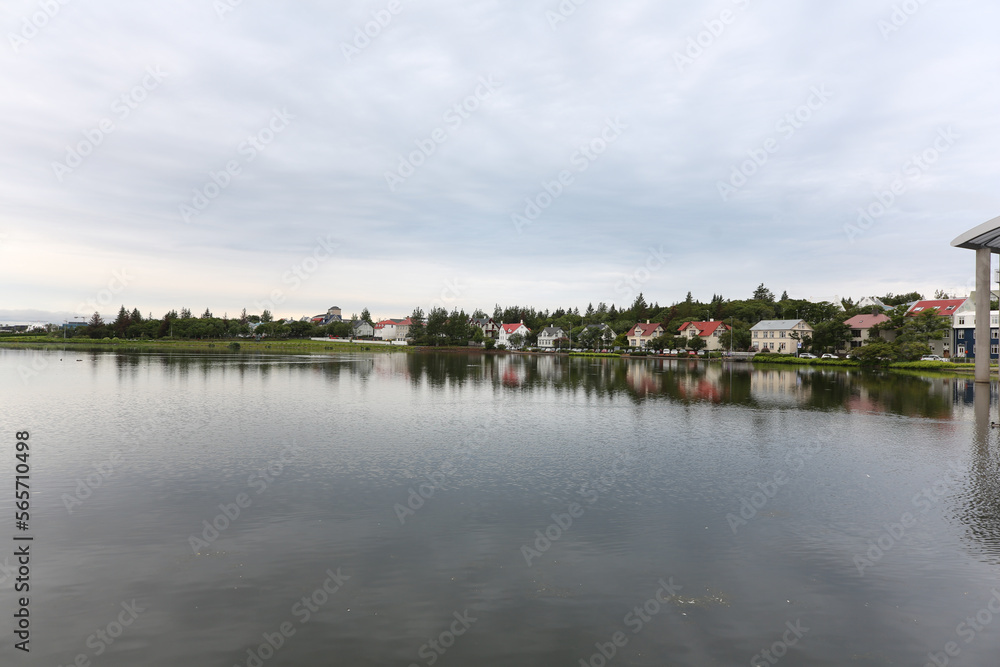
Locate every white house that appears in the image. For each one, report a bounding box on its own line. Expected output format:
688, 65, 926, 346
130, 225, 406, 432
677, 320, 731, 351
750, 320, 814, 353
374, 318, 412, 341
537, 326, 567, 349
498, 322, 530, 348
351, 320, 374, 338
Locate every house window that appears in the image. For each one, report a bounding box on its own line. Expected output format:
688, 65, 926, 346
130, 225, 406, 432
993, 329, 999, 339
958, 317, 965, 325
851, 329, 861, 338
780, 331, 786, 337
993, 344, 999, 356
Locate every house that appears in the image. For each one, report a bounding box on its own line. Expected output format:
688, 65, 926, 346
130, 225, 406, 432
351, 319, 374, 338
537, 326, 567, 349
843, 314, 890, 349
582, 323, 615, 347
952, 309, 999, 359
677, 320, 731, 351
374, 318, 412, 341
855, 296, 889, 311
498, 322, 530, 348
309, 306, 344, 326
906, 298, 966, 357
750, 320, 814, 353
626, 321, 666, 348
469, 317, 500, 340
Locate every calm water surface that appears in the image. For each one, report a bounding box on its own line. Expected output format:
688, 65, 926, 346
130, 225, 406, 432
1, 349, 999, 666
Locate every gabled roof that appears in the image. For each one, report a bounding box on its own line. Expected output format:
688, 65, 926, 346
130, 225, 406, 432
844, 314, 890, 329
678, 321, 731, 336
906, 299, 966, 316
540, 326, 566, 337
500, 323, 529, 334
750, 319, 810, 330
627, 322, 665, 337
373, 318, 412, 329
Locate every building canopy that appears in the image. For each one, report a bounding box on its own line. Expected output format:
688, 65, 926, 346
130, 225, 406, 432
952, 215, 1000, 252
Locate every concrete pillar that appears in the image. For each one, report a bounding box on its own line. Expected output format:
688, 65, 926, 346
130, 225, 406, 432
975, 247, 991, 383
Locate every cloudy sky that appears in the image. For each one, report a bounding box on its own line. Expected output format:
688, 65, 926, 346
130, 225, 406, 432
2, 0, 999, 323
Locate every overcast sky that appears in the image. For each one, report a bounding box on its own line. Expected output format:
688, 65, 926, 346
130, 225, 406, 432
2, 0, 999, 323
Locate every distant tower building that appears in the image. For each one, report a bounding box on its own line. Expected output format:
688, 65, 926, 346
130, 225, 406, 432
326, 306, 343, 323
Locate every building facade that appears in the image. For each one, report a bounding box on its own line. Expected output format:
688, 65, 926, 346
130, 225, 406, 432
750, 320, 814, 353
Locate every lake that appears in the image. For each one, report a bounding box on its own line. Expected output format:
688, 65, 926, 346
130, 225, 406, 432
1, 348, 999, 666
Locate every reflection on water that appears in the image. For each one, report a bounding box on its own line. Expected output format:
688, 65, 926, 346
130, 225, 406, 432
2, 348, 1000, 666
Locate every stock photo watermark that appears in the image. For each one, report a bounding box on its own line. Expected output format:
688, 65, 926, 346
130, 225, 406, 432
511, 117, 627, 234
179, 108, 294, 223
545, 0, 589, 30
253, 233, 341, 314
189, 442, 300, 554
674, 0, 752, 73
749, 619, 810, 667
577, 577, 683, 667
878, 0, 933, 39
55, 599, 148, 665
844, 126, 958, 243
51, 66, 168, 182
340, 0, 414, 61
614, 246, 670, 301
233, 566, 350, 667
8, 0, 73, 52
717, 85, 832, 202
384, 75, 502, 192
408, 609, 478, 667
853, 459, 963, 576
923, 589, 1000, 667
727, 439, 822, 534
521, 451, 630, 566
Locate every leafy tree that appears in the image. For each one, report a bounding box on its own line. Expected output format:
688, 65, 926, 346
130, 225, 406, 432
896, 341, 932, 361
260, 309, 273, 323
810, 320, 852, 354
897, 310, 950, 345
360, 308, 373, 324
753, 283, 775, 302
849, 341, 897, 366
687, 335, 707, 352
201, 308, 213, 319
508, 333, 524, 349
719, 326, 751, 351
408, 307, 426, 344
180, 307, 192, 318
881, 292, 923, 307
780, 290, 789, 301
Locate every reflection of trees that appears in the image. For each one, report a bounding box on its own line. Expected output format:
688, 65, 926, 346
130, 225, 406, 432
104, 349, 960, 420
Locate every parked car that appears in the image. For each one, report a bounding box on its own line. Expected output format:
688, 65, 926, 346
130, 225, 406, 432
799, 353, 818, 359
821, 353, 838, 359
920, 355, 945, 361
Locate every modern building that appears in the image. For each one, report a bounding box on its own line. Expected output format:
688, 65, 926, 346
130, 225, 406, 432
953, 309, 999, 359
677, 320, 731, 351
750, 320, 814, 353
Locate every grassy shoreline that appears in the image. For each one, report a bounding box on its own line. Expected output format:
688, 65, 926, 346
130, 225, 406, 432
0, 337, 403, 355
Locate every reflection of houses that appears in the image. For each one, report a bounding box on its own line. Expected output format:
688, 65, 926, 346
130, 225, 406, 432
627, 321, 666, 348
625, 362, 658, 395
374, 318, 412, 341
843, 314, 889, 350
674, 364, 726, 402
538, 326, 567, 349
952, 309, 999, 359
498, 322, 530, 348
750, 320, 813, 353
906, 298, 965, 357
749, 368, 812, 406
494, 355, 527, 386
469, 317, 500, 340
677, 320, 731, 351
